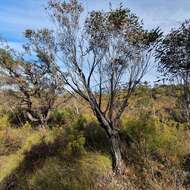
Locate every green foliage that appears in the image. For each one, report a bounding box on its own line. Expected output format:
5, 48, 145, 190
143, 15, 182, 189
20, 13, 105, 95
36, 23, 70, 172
122, 116, 185, 163
48, 109, 65, 126
0, 109, 188, 190
48, 108, 76, 127
84, 120, 110, 153
156, 20, 190, 75
62, 115, 87, 158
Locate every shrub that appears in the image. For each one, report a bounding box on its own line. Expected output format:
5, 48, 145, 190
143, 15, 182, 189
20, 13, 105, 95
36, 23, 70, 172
48, 109, 66, 127
121, 116, 185, 164
84, 120, 110, 153
63, 115, 87, 157
48, 108, 78, 127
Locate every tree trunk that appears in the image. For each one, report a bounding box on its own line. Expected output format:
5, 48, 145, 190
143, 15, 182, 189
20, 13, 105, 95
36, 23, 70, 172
109, 130, 125, 175
90, 105, 126, 174
39, 116, 48, 137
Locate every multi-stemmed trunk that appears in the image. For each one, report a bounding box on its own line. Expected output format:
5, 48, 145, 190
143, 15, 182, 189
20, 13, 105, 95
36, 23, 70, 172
93, 110, 125, 174
109, 130, 124, 174
86, 95, 126, 174
26, 110, 50, 135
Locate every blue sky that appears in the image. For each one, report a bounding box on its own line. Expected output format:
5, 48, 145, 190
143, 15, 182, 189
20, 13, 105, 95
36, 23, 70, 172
0, 0, 190, 82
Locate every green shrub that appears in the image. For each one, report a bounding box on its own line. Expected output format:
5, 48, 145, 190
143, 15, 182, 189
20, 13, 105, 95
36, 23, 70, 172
84, 120, 110, 153
63, 115, 87, 157
48, 109, 66, 126
121, 116, 185, 163
49, 108, 77, 127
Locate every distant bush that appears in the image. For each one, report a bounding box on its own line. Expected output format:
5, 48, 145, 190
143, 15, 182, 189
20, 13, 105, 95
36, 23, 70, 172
48, 108, 77, 127
7, 107, 79, 128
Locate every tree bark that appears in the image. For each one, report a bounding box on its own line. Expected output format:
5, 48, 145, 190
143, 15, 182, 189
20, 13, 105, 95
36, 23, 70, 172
109, 130, 125, 175
89, 102, 126, 174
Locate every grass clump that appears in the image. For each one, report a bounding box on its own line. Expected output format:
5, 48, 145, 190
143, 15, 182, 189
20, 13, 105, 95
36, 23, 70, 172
0, 116, 10, 130
0, 131, 41, 183
0, 126, 62, 186
31, 153, 111, 190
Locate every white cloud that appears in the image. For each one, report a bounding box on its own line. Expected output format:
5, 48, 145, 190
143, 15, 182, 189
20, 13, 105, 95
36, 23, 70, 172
125, 0, 190, 33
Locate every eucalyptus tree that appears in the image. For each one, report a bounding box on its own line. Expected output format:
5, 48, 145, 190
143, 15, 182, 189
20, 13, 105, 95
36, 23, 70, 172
156, 20, 190, 126
0, 31, 63, 128
24, 0, 161, 174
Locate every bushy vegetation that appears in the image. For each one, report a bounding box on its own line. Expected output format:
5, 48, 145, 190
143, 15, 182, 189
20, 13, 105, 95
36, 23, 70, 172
122, 116, 185, 161
0, 88, 190, 190
30, 153, 111, 190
